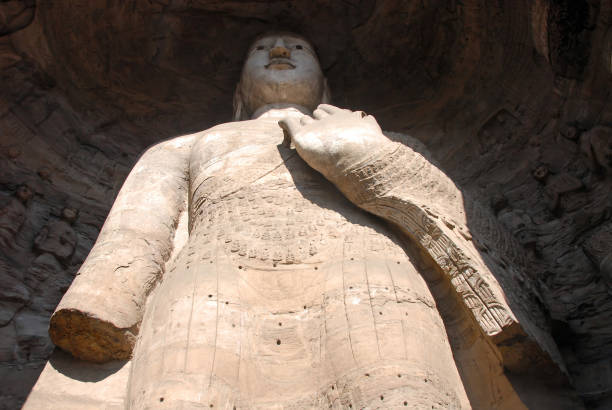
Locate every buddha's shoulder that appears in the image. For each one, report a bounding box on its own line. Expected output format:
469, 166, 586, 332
138, 119, 278, 161
148, 120, 260, 149
191, 118, 282, 150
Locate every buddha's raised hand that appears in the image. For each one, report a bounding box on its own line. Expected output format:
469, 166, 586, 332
279, 104, 392, 183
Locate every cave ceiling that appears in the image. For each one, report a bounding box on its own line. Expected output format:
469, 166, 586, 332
18, 0, 603, 149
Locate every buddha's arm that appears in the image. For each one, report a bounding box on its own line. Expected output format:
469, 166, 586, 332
333, 136, 566, 375
283, 105, 566, 376
49, 135, 195, 363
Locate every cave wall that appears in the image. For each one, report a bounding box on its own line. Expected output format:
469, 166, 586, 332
0, 0, 611, 408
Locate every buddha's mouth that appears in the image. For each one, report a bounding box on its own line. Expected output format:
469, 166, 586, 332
266, 58, 295, 70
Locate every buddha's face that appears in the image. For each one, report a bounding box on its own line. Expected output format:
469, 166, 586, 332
238, 34, 326, 116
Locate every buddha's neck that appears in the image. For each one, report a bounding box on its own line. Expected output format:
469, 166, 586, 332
251, 104, 311, 120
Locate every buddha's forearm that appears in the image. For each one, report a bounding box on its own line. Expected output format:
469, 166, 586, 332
49, 137, 193, 362
334, 142, 512, 331
337, 140, 467, 231
334, 139, 565, 374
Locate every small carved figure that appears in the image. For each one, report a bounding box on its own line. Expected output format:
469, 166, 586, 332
26, 253, 63, 289
0, 184, 32, 248
477, 109, 521, 153
33, 207, 78, 264
581, 126, 612, 173
583, 223, 612, 284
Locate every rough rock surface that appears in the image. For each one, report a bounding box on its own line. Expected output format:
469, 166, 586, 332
0, 0, 611, 408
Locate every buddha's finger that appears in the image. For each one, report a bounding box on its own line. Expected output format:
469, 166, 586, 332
278, 117, 300, 147
279, 117, 300, 134
300, 115, 314, 125
312, 108, 329, 120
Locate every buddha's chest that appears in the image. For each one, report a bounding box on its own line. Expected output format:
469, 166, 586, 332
183, 119, 407, 272
189, 119, 314, 203
187, 182, 409, 269
185, 121, 362, 264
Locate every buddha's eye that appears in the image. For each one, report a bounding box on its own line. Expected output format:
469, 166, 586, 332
295, 45, 303, 50
256, 45, 265, 50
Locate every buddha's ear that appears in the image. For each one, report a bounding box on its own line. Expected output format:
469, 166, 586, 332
233, 83, 246, 121
321, 78, 332, 105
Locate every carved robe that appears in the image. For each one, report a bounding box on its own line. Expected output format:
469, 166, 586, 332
127, 115, 471, 408
32, 110, 567, 409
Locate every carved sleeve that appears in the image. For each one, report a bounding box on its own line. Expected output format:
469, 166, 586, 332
335, 138, 566, 375
49, 135, 195, 363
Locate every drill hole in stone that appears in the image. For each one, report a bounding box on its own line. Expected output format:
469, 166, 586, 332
159, 397, 164, 402
398, 374, 402, 378
380, 395, 384, 401
273, 263, 277, 267
225, 301, 229, 305
208, 294, 213, 298
365, 373, 370, 377
238, 265, 243, 269
276, 339, 281, 345
404, 401, 408, 406
278, 322, 282, 326
331, 385, 335, 390
314, 266, 318, 270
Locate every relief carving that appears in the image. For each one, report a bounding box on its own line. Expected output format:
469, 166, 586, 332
33, 207, 78, 265
0, 184, 32, 249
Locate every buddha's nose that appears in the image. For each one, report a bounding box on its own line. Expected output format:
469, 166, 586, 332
270, 40, 290, 58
